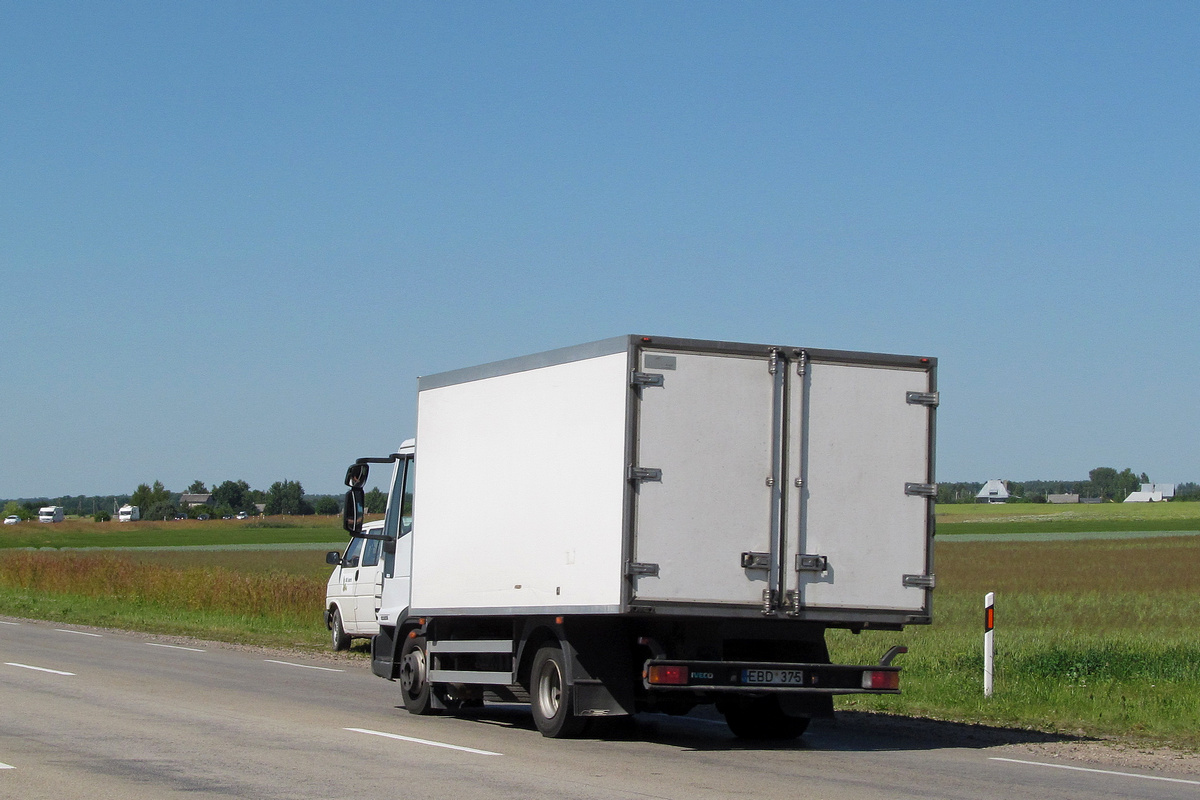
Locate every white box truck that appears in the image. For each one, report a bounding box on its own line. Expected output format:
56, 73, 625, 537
38, 506, 64, 523
118, 504, 140, 522
339, 336, 937, 738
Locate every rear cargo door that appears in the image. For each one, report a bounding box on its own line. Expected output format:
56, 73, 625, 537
787, 359, 935, 613
630, 349, 779, 607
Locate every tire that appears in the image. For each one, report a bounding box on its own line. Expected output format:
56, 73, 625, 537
329, 607, 351, 651
529, 643, 588, 738
399, 634, 435, 715
720, 696, 810, 740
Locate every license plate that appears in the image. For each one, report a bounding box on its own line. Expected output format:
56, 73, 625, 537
741, 668, 805, 685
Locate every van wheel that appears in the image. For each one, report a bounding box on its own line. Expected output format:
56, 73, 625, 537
719, 696, 810, 739
399, 635, 435, 714
330, 608, 351, 651
530, 643, 588, 738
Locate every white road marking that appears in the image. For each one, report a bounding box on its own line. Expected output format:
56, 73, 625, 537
146, 643, 205, 652
264, 659, 344, 672
0, 762, 13, 769
990, 757, 1200, 786
345, 728, 502, 756
5, 662, 75, 676
56, 629, 102, 637
0, 621, 20, 626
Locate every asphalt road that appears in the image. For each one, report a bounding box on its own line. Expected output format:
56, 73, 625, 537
1, 618, 1196, 800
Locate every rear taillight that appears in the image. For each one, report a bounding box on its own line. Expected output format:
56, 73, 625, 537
646, 665, 690, 685
862, 670, 900, 690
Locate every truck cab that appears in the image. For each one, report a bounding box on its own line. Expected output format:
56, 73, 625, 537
118, 505, 140, 522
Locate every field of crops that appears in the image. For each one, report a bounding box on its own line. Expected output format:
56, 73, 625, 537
0, 511, 1197, 747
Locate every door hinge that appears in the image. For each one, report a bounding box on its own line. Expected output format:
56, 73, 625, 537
903, 574, 935, 589
740, 551, 771, 570
627, 562, 660, 577
631, 371, 664, 388
628, 466, 663, 482
784, 589, 801, 616
795, 349, 808, 376
905, 482, 938, 497
768, 347, 781, 375
906, 391, 939, 407
796, 554, 828, 572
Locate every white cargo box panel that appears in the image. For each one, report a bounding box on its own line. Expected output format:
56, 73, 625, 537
410, 339, 633, 615
410, 336, 936, 623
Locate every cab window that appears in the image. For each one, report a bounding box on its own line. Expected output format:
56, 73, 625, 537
361, 536, 382, 567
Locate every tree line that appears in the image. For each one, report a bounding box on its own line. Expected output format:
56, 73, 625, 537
937, 467, 1199, 504
2, 476, 392, 522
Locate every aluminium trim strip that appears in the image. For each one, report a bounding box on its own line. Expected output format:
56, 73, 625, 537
427, 669, 514, 684
427, 640, 512, 654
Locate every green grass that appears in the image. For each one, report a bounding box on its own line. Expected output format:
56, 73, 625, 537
0, 516, 352, 549
0, 549, 335, 650
937, 500, 1200, 535
830, 535, 1200, 749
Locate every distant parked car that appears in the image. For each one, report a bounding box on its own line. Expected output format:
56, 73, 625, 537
197, 514, 210, 521
173, 514, 187, 520
3, 515, 19, 525
236, 511, 248, 520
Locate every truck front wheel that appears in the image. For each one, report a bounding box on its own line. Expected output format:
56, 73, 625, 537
719, 696, 810, 740
530, 643, 588, 738
399, 635, 435, 715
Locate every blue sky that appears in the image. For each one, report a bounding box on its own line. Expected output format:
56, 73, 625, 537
2, 2, 1197, 498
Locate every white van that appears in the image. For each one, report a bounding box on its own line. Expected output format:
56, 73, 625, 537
118, 505, 140, 522
38, 506, 64, 523
324, 519, 385, 650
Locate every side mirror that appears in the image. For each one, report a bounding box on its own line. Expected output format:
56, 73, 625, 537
343, 487, 364, 535
345, 462, 369, 489
326, 551, 342, 566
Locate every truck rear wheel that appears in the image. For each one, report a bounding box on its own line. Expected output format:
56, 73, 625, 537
530, 643, 588, 738
719, 696, 810, 740
399, 634, 435, 714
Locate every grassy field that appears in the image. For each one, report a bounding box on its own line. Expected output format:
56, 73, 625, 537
0, 516, 350, 549
0, 513, 1196, 747
830, 534, 1200, 748
0, 548, 333, 649
937, 500, 1200, 534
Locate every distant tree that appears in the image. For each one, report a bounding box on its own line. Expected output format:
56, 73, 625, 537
364, 487, 387, 514
1088, 467, 1143, 501
313, 496, 340, 515
94, 511, 112, 522
264, 480, 313, 515
3, 501, 35, 521
212, 480, 252, 512
188, 504, 214, 519
1176, 482, 1200, 501
186, 480, 209, 494
145, 500, 178, 521
131, 481, 171, 513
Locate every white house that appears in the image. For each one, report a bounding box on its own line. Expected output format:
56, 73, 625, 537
1124, 483, 1175, 503
976, 479, 1010, 504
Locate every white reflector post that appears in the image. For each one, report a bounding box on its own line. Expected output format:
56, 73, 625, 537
984, 591, 995, 698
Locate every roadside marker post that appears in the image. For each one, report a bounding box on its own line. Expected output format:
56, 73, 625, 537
984, 592, 995, 698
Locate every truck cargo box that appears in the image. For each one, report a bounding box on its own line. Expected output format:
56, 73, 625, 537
410, 336, 935, 627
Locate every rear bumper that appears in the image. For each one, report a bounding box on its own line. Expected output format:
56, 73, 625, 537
643, 659, 902, 694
